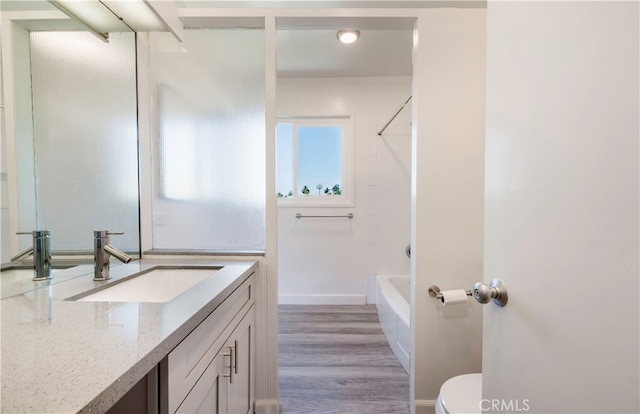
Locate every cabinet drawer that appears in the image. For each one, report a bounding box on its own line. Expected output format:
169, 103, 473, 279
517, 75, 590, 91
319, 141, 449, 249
167, 274, 254, 413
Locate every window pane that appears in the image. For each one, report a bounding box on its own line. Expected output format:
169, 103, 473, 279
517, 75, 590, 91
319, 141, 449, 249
297, 126, 342, 195
150, 29, 265, 251
276, 124, 294, 197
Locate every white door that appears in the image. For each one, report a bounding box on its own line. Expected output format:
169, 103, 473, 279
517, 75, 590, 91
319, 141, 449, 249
483, 2, 639, 413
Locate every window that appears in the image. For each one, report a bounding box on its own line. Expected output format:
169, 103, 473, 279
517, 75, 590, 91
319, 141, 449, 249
276, 117, 352, 205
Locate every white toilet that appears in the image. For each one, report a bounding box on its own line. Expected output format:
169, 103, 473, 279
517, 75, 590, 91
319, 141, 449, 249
435, 373, 482, 414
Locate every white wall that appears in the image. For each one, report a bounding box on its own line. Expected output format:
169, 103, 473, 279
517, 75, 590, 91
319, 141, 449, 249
483, 2, 639, 413
277, 76, 412, 305
377, 103, 412, 279
411, 9, 486, 413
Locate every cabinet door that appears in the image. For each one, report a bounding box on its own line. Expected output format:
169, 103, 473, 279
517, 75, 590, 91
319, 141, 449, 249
175, 352, 228, 414
226, 307, 255, 414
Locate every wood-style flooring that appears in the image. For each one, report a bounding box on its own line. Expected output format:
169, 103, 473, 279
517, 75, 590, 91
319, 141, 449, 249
278, 305, 410, 414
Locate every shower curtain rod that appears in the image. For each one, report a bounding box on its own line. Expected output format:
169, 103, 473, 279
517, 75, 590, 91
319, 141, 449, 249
377, 94, 412, 136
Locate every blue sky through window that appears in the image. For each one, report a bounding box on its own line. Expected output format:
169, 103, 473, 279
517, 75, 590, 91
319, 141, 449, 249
298, 126, 341, 195
276, 123, 342, 196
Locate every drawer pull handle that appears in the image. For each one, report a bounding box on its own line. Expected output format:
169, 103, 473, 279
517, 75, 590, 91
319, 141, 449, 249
223, 345, 234, 383
234, 340, 239, 374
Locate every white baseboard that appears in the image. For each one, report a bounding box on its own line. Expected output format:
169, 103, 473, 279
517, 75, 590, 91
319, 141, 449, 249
278, 294, 366, 305
414, 399, 436, 414
254, 399, 280, 414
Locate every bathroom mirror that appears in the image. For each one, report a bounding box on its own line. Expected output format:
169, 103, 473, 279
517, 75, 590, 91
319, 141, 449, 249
1, 21, 140, 261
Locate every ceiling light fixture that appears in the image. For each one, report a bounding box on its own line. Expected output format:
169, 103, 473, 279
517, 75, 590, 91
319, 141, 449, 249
337, 30, 360, 44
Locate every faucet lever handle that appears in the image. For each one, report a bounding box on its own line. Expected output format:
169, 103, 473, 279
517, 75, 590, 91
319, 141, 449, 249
94, 230, 124, 238
17, 230, 51, 236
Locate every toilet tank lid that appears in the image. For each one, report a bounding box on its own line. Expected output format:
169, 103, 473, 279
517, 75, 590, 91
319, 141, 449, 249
440, 373, 482, 414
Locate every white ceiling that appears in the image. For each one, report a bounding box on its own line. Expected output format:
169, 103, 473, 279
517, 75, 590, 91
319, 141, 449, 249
182, 16, 415, 78
277, 29, 413, 78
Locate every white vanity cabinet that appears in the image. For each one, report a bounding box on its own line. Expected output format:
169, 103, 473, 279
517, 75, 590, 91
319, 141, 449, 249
175, 310, 254, 414
163, 274, 255, 414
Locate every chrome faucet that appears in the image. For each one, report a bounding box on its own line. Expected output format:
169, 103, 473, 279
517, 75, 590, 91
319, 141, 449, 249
93, 230, 132, 281
11, 230, 52, 281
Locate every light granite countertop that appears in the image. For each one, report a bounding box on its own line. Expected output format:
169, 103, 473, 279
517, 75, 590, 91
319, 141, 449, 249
0, 258, 258, 413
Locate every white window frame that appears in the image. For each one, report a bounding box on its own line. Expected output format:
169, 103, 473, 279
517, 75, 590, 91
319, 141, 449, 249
277, 115, 354, 207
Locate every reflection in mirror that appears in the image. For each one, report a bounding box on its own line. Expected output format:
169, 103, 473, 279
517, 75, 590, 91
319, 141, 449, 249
3, 30, 139, 261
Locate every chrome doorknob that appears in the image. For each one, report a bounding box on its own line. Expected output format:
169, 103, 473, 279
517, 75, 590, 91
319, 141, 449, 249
473, 279, 508, 307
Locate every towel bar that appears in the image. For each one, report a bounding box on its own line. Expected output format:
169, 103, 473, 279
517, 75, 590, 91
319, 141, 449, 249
295, 213, 354, 219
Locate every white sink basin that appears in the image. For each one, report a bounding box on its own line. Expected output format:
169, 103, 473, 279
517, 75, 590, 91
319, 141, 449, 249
76, 267, 220, 303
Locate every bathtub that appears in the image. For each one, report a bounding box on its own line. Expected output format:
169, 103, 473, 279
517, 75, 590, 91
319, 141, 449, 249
376, 275, 410, 374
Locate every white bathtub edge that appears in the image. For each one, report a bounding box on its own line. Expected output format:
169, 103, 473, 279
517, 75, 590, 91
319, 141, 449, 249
377, 275, 410, 326
376, 275, 411, 374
